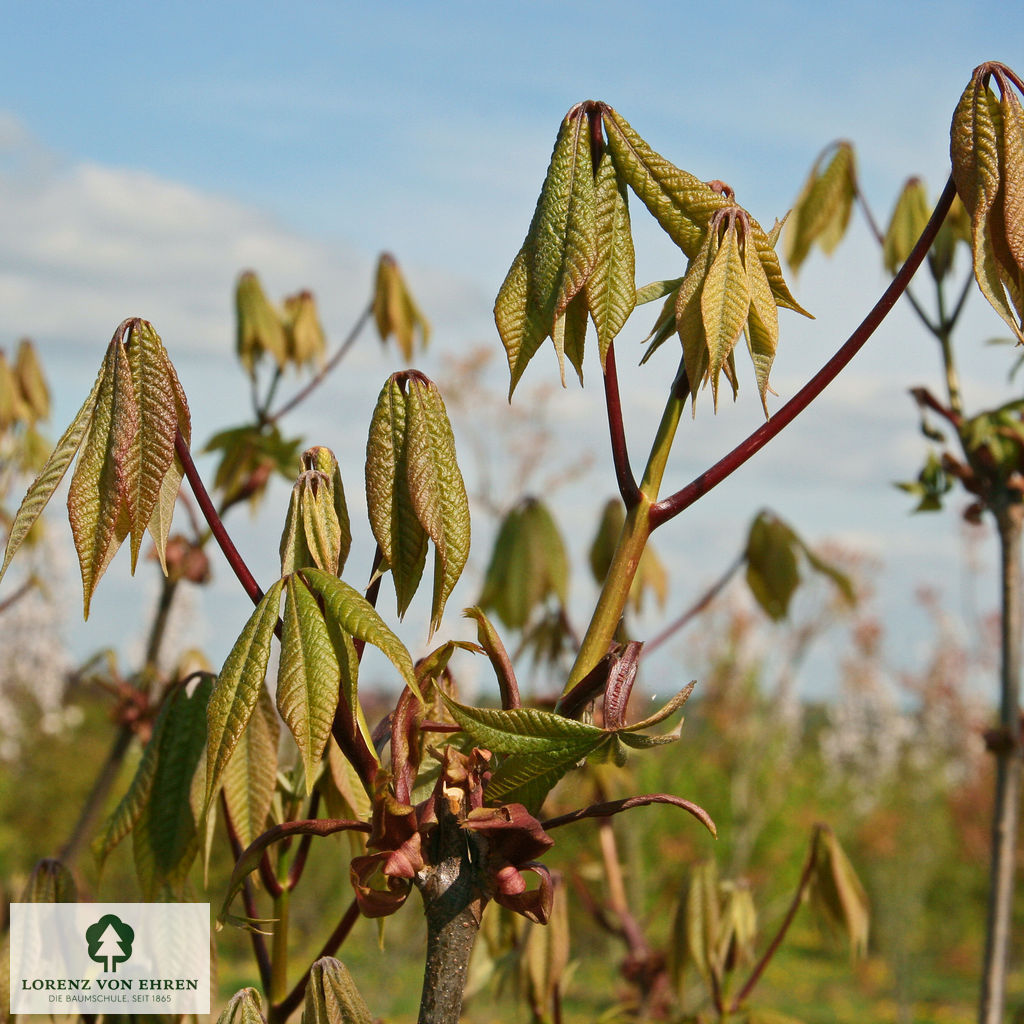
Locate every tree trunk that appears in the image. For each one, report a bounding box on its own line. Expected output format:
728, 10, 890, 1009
415, 803, 487, 1024
979, 504, 1023, 1024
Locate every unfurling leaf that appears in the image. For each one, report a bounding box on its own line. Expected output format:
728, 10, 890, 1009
589, 499, 668, 614
744, 510, 854, 620
809, 825, 870, 958
365, 372, 469, 632
479, 497, 568, 630
133, 676, 212, 898
2, 319, 190, 616
283, 290, 327, 368
883, 178, 932, 274
0, 350, 31, 430
93, 676, 212, 897
14, 339, 50, 424
236, 271, 288, 374
673, 207, 785, 415
495, 104, 598, 394
218, 987, 267, 1024
20, 859, 76, 903
929, 194, 972, 282
280, 447, 352, 577
373, 253, 430, 361
303, 956, 375, 1024
784, 141, 856, 272
951, 63, 1024, 342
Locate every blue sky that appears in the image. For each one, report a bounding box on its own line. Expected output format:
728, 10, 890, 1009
2, 2, 1023, 694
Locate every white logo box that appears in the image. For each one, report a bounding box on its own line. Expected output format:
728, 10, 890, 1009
10, 903, 210, 1015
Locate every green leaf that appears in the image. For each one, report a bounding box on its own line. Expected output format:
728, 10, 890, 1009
373, 254, 431, 361
223, 684, 280, 850
586, 150, 636, 362
236, 271, 288, 374
882, 178, 932, 275
676, 228, 717, 408
785, 143, 856, 272
0, 363, 103, 584
365, 376, 428, 616
14, 340, 50, 423
701, 218, 751, 408
809, 825, 870, 958
133, 676, 212, 898
604, 106, 724, 259
485, 744, 607, 809
279, 574, 341, 793
744, 237, 781, 415
300, 568, 419, 700
303, 956, 375, 1024
404, 376, 471, 635
494, 107, 598, 394
205, 578, 285, 811
743, 512, 800, 621
442, 695, 604, 754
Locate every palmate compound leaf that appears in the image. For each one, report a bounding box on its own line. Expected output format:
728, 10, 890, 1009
204, 578, 286, 814
1, 319, 190, 617
743, 510, 855, 621
494, 105, 598, 394
443, 685, 691, 809
478, 498, 569, 631
303, 956, 375, 1024
882, 178, 932, 274
365, 372, 469, 633
603, 105, 808, 318
373, 253, 431, 362
280, 447, 352, 578
673, 209, 783, 415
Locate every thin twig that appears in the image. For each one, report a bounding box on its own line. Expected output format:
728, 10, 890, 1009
175, 430, 267, 610
650, 176, 957, 529
643, 552, 745, 656
729, 826, 821, 1013
267, 300, 374, 424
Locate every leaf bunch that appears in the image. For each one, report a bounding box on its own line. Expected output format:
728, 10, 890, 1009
373, 253, 431, 361
279, 446, 352, 577
236, 271, 328, 374
0, 318, 190, 616
950, 62, 1024, 342
784, 142, 856, 272
495, 102, 804, 400
0, 339, 49, 430
479, 497, 568, 630
366, 371, 470, 634
743, 510, 854, 621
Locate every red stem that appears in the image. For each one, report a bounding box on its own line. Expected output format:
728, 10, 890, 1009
175, 431, 268, 611
649, 176, 957, 529
604, 343, 641, 508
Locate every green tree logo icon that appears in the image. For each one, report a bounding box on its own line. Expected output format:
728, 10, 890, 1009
85, 914, 135, 972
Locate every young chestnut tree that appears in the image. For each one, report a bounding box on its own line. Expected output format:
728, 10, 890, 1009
2, 61, 1021, 1024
